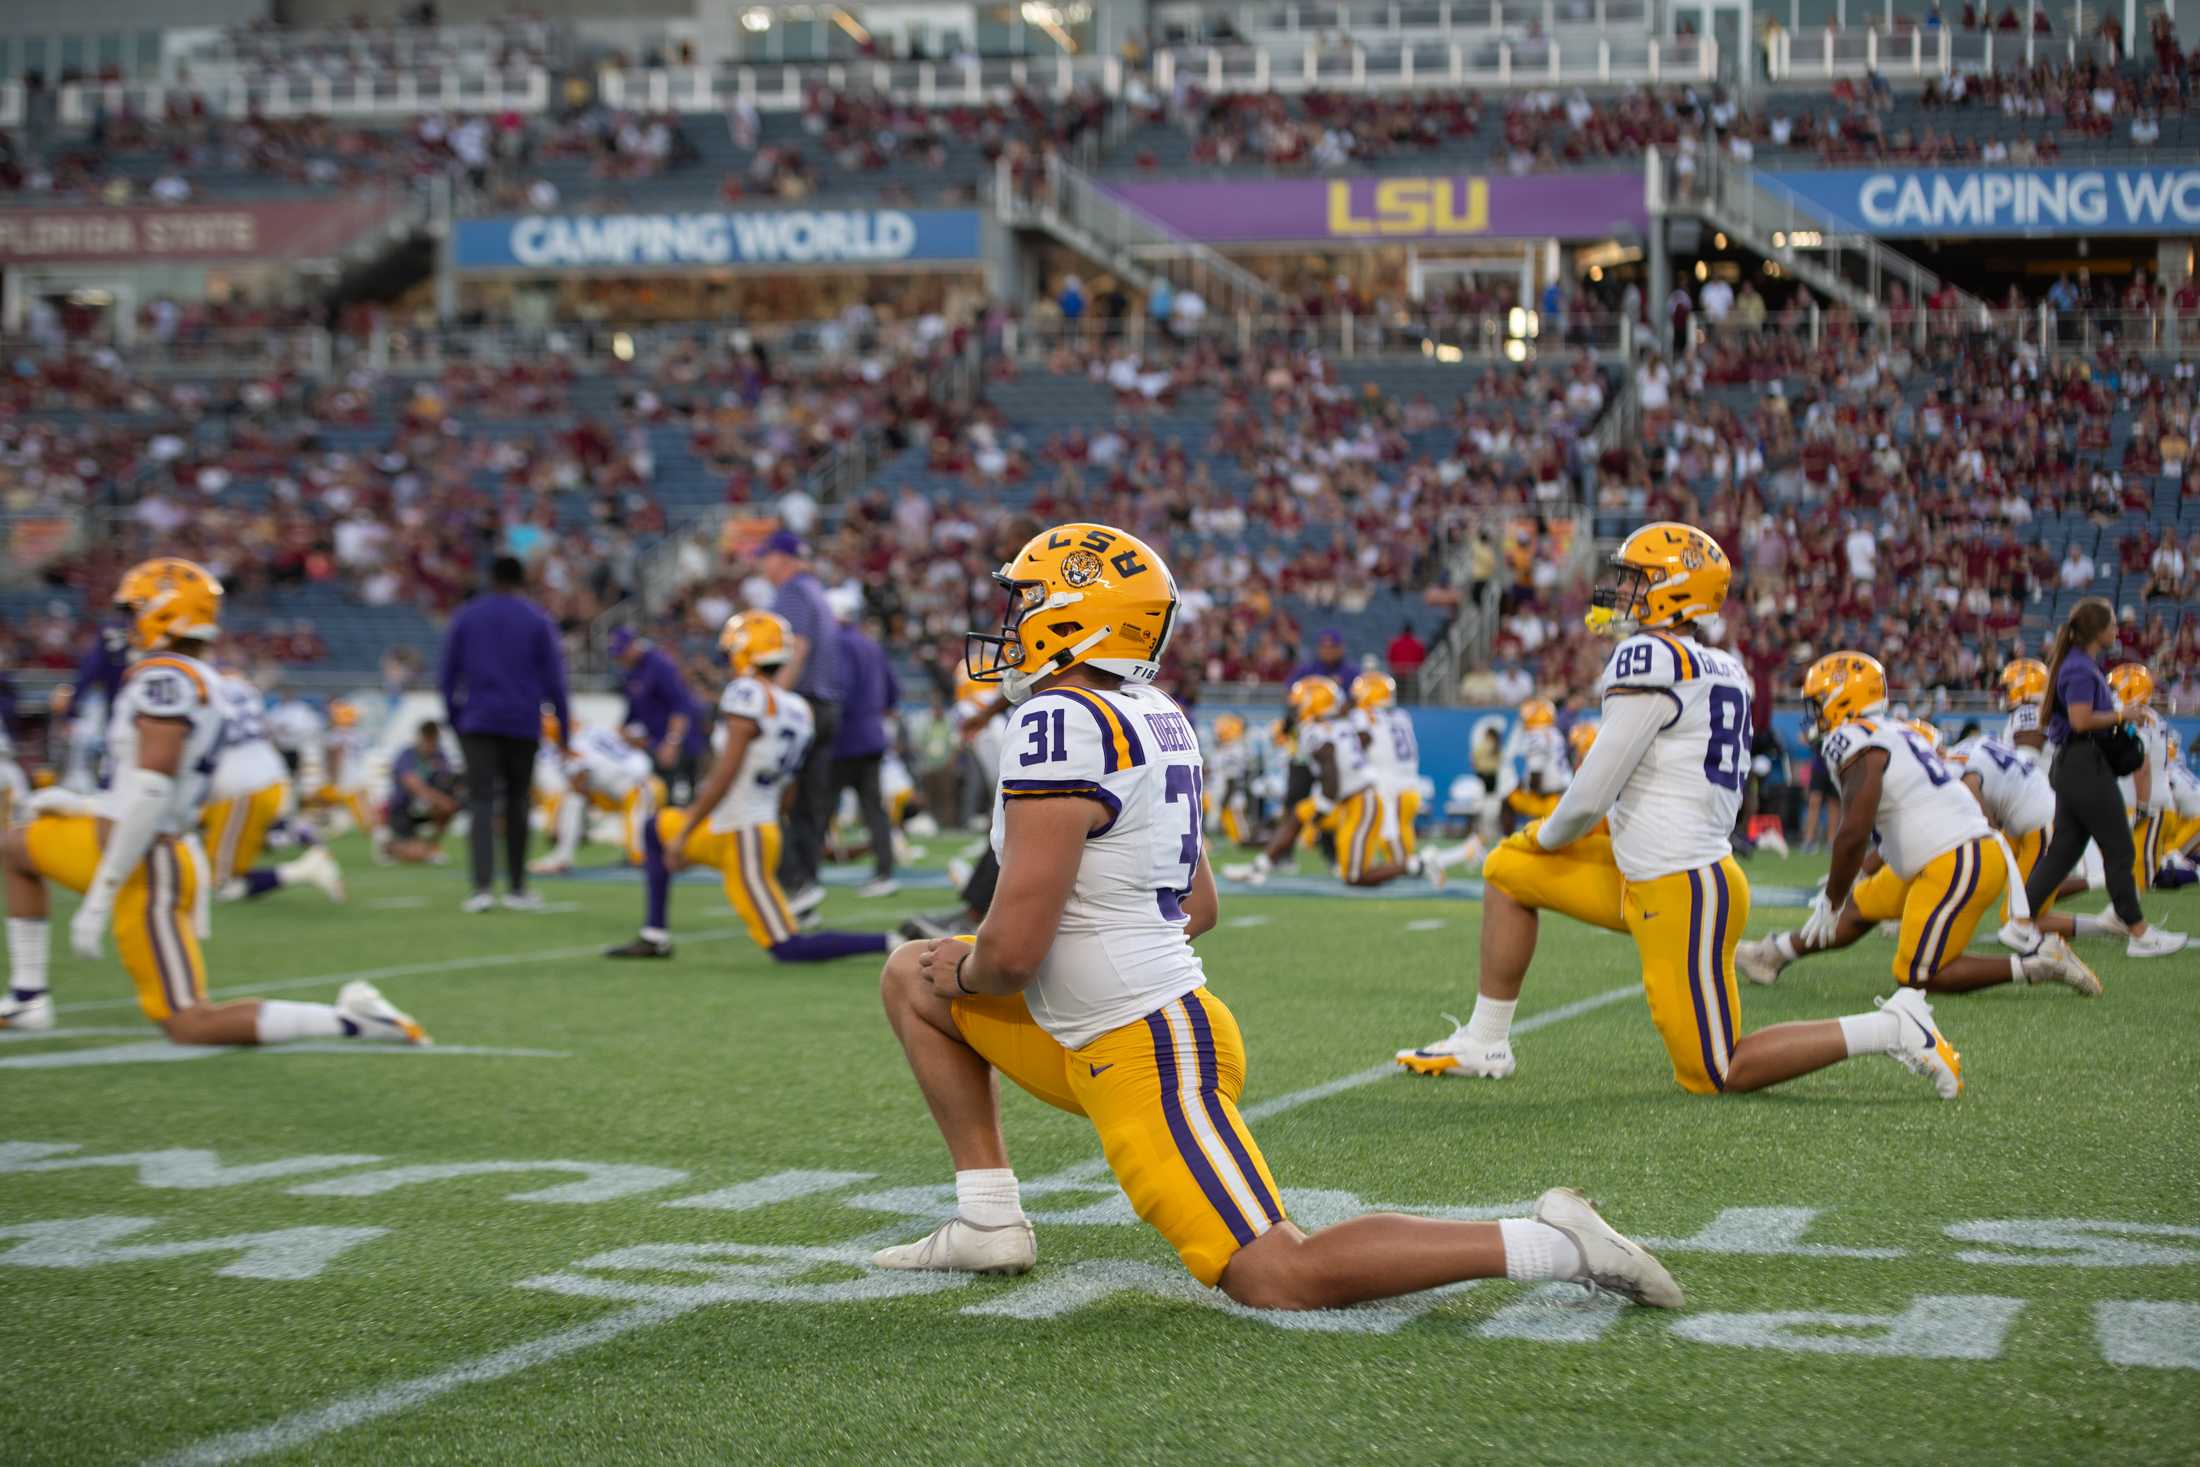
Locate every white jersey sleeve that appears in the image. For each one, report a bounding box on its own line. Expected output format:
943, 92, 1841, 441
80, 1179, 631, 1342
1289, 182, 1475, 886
1297, 716, 1374, 802
1360, 708, 1419, 791
1599, 633, 1749, 881
2136, 712, 2170, 814
104, 655, 227, 835
210, 674, 289, 798
989, 684, 1207, 1049
2001, 702, 2043, 756
1825, 718, 1992, 879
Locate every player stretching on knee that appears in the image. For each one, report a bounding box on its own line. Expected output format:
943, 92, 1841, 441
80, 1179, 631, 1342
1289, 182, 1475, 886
874, 522, 1682, 1310
0, 559, 424, 1043
202, 663, 345, 905
606, 610, 889, 964
1397, 523, 1968, 1099
1735, 658, 2097, 1000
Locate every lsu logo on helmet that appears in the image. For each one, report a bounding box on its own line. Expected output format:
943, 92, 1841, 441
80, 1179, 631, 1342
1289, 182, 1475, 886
1998, 658, 2047, 709
1587, 523, 1731, 638
966, 522, 1179, 705
1801, 652, 1888, 742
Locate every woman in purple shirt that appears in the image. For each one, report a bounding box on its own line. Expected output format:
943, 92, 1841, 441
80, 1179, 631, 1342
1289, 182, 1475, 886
2024, 598, 2187, 956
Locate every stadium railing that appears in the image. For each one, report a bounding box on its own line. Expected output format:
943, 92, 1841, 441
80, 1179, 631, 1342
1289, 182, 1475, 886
1151, 33, 1719, 91
1180, 0, 1655, 43
1003, 308, 1633, 360
30, 69, 552, 126
1767, 24, 2119, 81
596, 56, 1124, 113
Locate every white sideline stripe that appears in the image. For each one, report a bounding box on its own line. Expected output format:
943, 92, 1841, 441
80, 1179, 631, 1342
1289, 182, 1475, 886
58, 929, 753, 1015
146, 982, 1641, 1465
146, 1299, 702, 1467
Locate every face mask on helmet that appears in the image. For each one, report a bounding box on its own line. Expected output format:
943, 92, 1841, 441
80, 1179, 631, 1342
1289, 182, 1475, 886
1585, 562, 1654, 637
965, 570, 1102, 705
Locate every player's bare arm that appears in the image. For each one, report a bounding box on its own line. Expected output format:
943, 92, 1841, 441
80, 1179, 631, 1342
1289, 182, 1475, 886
949, 793, 1094, 997
1182, 853, 1219, 938
1823, 749, 1885, 911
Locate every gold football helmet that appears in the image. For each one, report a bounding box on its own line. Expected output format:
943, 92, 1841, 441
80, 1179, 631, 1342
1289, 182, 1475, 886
1213, 713, 1246, 745
1905, 719, 1943, 750
1350, 671, 1397, 711
1568, 720, 1599, 762
721, 609, 793, 677
1801, 652, 1888, 741
1288, 676, 1345, 724
1586, 522, 1732, 638
329, 699, 360, 730
2108, 662, 2155, 713
966, 522, 1179, 704
113, 557, 222, 652
1519, 697, 1557, 730
1998, 658, 2047, 709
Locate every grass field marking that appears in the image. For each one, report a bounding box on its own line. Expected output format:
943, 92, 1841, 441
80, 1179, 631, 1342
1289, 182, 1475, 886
150, 1244, 977, 1467
1640, 1206, 1909, 1259
289, 1161, 691, 1205
0, 1214, 392, 1281
147, 1297, 705, 1467
2093, 1301, 2200, 1370
1668, 1294, 2029, 1361
0, 1041, 574, 1070
1944, 1219, 2200, 1267
1402, 919, 1449, 932
54, 927, 755, 1015
1477, 1283, 1629, 1342
0, 1026, 172, 1043
0, 1141, 384, 1189
662, 1170, 879, 1212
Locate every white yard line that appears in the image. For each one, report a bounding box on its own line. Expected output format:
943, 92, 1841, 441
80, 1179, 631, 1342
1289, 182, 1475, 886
144, 980, 1642, 1466
58, 929, 752, 1015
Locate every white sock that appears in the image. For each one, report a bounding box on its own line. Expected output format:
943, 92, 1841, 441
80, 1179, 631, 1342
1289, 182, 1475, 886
954, 1168, 1025, 1227
6, 918, 49, 997
1774, 931, 1801, 961
1251, 852, 1271, 874
1499, 1217, 1585, 1282
1838, 1010, 1901, 1056
554, 798, 585, 862
1464, 995, 1517, 1047
2009, 955, 2027, 984
254, 1000, 348, 1044
2073, 915, 2111, 936
218, 878, 248, 901
640, 926, 669, 944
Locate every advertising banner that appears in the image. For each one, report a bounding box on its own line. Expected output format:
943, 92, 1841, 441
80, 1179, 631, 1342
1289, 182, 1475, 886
1760, 167, 2200, 237
0, 196, 401, 263
452, 208, 984, 271
1100, 173, 1647, 244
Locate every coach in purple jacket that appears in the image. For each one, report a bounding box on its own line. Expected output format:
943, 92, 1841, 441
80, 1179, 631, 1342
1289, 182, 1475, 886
439, 556, 569, 912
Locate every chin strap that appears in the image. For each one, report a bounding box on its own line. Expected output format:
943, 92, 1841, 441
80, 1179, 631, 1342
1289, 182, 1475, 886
1005, 624, 1116, 703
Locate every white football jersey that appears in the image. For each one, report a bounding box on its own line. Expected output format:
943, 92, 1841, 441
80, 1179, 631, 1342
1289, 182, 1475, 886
102, 654, 227, 835
571, 725, 652, 799
1208, 735, 1252, 788
324, 727, 369, 790
1504, 725, 1570, 798
955, 692, 1006, 784
2167, 756, 2200, 821
210, 673, 288, 799
1821, 717, 1992, 880
1298, 714, 1374, 801
990, 682, 1207, 1048
266, 698, 324, 756
1947, 735, 2054, 837
705, 677, 813, 833
1597, 631, 1749, 881
2001, 701, 2043, 758
1354, 706, 1420, 794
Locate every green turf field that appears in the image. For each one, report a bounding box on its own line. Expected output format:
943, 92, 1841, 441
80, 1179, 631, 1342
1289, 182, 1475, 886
3, 835, 2195, 1465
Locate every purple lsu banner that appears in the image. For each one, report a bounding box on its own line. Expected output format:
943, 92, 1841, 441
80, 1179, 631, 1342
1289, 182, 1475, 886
1101, 173, 1647, 244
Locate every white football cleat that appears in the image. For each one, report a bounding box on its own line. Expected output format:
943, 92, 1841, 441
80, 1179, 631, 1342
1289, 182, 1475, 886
1874, 920, 1902, 939
1222, 857, 1271, 886
336, 981, 431, 1045
285, 846, 347, 903
0, 991, 55, 1031
461, 892, 496, 914
1735, 936, 1786, 987
787, 884, 827, 919
527, 855, 572, 876
1753, 825, 1790, 858
1533, 1187, 1684, 1308
859, 878, 900, 899
2127, 925, 2189, 958
2020, 933, 2101, 996
2095, 908, 2133, 938
945, 858, 973, 891
870, 1216, 1036, 1275
1395, 1014, 1515, 1078
1878, 987, 1961, 1099
1996, 920, 2043, 955
501, 891, 547, 912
